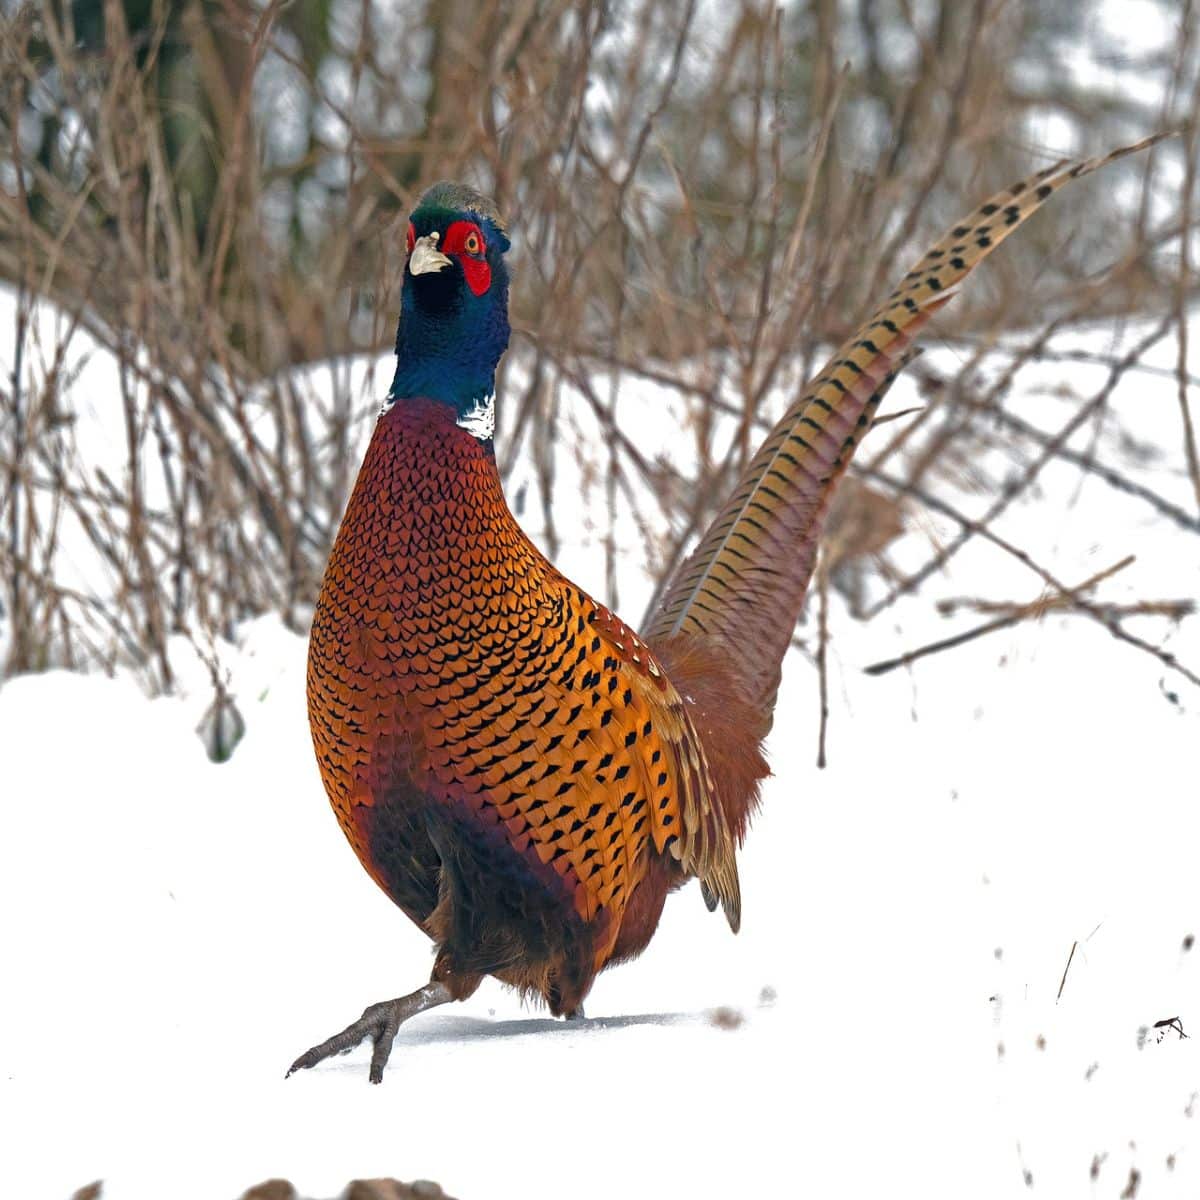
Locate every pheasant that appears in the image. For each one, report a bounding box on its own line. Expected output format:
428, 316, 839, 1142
292, 137, 1165, 1082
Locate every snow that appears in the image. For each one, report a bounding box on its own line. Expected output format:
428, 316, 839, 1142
2, 296, 1199, 1199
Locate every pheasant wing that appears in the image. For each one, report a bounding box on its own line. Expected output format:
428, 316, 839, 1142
424, 583, 740, 948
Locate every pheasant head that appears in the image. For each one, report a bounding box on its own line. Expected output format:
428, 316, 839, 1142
389, 181, 512, 442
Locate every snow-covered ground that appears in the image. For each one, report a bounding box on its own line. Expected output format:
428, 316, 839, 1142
2, 293, 1199, 1200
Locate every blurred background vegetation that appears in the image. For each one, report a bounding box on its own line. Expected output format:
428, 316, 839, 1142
1, 0, 1197, 709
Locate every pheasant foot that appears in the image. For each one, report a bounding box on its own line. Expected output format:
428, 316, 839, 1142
287, 980, 452, 1083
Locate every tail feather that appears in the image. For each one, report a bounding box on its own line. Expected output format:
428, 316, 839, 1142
643, 133, 1170, 723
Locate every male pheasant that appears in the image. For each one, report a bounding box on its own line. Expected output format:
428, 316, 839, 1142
292, 138, 1164, 1081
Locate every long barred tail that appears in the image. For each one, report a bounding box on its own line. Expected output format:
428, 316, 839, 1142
643, 133, 1171, 722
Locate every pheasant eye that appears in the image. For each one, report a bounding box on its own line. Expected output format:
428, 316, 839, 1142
406, 222, 415, 253
464, 231, 482, 255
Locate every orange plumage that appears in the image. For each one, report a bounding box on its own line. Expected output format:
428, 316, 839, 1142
292, 142, 1166, 1081
307, 397, 744, 1014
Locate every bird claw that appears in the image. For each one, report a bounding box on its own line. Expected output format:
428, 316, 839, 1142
286, 999, 396, 1083
286, 980, 452, 1083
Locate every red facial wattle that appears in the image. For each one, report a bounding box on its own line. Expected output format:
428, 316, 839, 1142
441, 219, 492, 297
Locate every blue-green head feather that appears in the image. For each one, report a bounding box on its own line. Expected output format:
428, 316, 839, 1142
389, 181, 511, 441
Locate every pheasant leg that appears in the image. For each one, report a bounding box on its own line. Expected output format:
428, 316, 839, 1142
287, 979, 452, 1083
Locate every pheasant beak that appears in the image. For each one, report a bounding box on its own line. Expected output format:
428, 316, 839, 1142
409, 232, 452, 276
